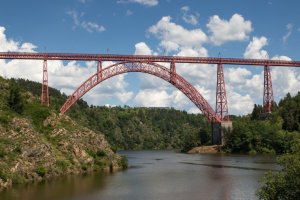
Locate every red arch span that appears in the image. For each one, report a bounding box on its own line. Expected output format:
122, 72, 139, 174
60, 62, 221, 122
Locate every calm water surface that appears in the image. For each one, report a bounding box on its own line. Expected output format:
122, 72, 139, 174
0, 150, 278, 200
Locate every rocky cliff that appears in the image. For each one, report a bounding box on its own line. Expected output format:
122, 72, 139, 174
0, 112, 126, 190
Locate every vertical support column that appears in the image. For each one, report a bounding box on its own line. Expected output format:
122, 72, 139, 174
41, 60, 49, 106
170, 61, 176, 83
97, 60, 102, 81
215, 63, 229, 121
263, 65, 274, 113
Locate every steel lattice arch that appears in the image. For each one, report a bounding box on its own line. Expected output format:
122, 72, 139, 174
59, 61, 221, 122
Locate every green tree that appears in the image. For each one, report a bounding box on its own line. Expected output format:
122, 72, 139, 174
257, 144, 300, 199
251, 104, 262, 120
8, 81, 24, 114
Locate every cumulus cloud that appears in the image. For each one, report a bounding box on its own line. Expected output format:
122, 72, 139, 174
270, 55, 300, 99
134, 42, 152, 55
227, 91, 254, 115
207, 13, 253, 45
244, 36, 269, 59
0, 26, 37, 52
134, 89, 171, 107
66, 11, 105, 33
148, 16, 207, 52
117, 0, 158, 6
226, 67, 252, 84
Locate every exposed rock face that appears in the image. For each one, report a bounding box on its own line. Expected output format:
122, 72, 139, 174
0, 113, 124, 190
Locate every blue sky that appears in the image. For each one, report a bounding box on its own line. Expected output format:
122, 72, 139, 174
0, 0, 300, 115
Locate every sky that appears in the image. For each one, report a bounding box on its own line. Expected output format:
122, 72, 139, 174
0, 0, 300, 115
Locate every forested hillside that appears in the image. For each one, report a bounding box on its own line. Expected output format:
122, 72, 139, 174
13, 78, 211, 151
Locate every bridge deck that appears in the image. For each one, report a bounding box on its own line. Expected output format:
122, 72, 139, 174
0, 52, 300, 67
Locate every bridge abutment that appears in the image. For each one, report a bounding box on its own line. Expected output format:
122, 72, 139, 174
212, 121, 233, 145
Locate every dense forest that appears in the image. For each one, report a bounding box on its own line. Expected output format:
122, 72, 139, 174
4, 77, 300, 154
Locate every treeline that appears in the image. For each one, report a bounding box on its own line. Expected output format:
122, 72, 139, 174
223, 92, 300, 154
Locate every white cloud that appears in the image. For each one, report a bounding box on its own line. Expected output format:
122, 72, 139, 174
134, 89, 171, 107
270, 55, 300, 99
226, 67, 252, 84
244, 36, 269, 59
207, 13, 253, 45
134, 42, 152, 55
66, 11, 105, 33
148, 16, 207, 52
227, 91, 254, 115
282, 23, 293, 44
180, 6, 199, 25
0, 26, 37, 52
117, 0, 158, 6
272, 67, 300, 98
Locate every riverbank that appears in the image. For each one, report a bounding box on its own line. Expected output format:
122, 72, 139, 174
188, 145, 221, 154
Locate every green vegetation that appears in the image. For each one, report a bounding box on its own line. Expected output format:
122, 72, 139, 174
119, 156, 128, 170
8, 80, 24, 114
69, 106, 207, 150
35, 166, 47, 177
223, 92, 300, 155
0, 77, 127, 188
257, 144, 300, 199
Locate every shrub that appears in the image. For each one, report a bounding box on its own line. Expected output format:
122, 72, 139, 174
56, 159, 70, 171
8, 81, 24, 114
119, 156, 128, 169
35, 166, 47, 177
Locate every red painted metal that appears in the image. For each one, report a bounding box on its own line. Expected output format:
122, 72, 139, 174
216, 64, 229, 120
60, 61, 221, 123
41, 60, 49, 106
170, 61, 176, 83
1, 52, 300, 122
97, 60, 102, 81
263, 65, 274, 113
0, 52, 300, 67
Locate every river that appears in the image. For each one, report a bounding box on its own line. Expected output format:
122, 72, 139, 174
0, 150, 278, 200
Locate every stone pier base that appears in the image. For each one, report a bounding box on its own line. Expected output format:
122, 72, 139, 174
212, 121, 233, 145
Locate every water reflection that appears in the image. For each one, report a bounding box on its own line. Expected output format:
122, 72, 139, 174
1, 173, 109, 200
